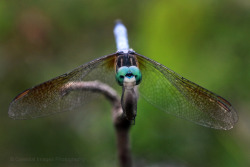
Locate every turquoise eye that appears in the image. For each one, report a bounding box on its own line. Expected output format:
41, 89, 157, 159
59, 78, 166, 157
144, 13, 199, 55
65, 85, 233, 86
116, 66, 142, 86
116, 66, 129, 86
128, 66, 142, 85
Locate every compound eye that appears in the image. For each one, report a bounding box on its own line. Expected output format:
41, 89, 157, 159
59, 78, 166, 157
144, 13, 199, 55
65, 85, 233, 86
129, 66, 142, 85
116, 66, 129, 86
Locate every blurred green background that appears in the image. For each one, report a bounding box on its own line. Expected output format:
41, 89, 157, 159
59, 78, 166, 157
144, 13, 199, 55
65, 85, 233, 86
1, 0, 249, 166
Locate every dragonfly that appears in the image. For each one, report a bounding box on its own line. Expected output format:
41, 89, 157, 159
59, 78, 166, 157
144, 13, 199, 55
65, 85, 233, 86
8, 21, 238, 130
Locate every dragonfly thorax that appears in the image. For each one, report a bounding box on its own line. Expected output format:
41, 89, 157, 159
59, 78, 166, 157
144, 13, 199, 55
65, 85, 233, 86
115, 50, 138, 68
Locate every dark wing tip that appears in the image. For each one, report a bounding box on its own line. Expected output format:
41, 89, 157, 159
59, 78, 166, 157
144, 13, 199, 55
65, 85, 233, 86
13, 89, 30, 101
8, 89, 31, 119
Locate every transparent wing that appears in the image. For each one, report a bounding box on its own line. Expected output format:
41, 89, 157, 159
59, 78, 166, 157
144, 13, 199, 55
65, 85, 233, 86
9, 53, 120, 119
136, 53, 238, 130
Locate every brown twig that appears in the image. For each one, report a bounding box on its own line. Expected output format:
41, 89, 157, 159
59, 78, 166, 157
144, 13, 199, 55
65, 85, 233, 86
62, 81, 132, 167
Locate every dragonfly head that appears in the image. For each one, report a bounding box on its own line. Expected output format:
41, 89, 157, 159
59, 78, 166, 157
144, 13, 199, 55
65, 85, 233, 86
116, 66, 142, 87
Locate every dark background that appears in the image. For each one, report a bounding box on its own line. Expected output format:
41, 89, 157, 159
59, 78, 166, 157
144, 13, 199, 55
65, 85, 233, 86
0, 0, 249, 167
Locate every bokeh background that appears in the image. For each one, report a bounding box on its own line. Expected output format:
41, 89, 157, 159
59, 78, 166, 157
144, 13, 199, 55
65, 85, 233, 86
1, 0, 249, 167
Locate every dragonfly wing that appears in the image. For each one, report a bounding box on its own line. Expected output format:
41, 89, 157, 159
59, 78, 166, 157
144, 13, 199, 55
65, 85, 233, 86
9, 53, 119, 119
136, 53, 238, 130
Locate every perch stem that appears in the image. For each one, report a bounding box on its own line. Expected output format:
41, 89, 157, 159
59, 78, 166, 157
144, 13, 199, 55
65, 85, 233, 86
62, 81, 132, 167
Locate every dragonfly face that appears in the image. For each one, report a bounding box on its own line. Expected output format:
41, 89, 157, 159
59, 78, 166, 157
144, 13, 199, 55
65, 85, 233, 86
8, 21, 238, 130
115, 50, 142, 87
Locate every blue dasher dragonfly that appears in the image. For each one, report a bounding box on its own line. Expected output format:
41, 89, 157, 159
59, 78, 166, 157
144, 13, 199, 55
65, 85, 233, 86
8, 21, 238, 130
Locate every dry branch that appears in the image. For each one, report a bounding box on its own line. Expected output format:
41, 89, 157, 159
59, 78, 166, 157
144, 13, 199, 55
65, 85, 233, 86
62, 81, 132, 167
